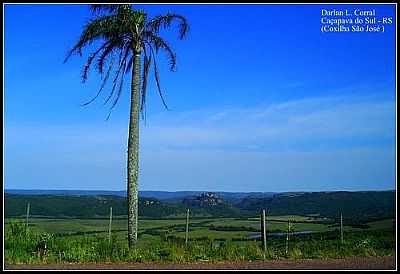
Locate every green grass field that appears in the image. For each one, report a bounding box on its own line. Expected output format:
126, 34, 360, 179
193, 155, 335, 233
5, 215, 394, 242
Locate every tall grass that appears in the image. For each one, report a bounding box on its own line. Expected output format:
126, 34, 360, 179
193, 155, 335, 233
5, 220, 395, 264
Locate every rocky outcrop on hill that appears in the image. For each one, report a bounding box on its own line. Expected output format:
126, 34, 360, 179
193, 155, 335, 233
182, 192, 224, 208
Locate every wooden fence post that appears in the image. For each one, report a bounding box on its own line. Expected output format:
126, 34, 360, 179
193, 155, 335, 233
26, 202, 30, 231
340, 212, 343, 244
185, 208, 190, 246
108, 206, 113, 243
260, 211, 264, 245
262, 209, 266, 259
286, 219, 291, 255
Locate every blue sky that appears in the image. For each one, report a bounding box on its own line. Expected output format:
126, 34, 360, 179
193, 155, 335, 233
4, 4, 396, 192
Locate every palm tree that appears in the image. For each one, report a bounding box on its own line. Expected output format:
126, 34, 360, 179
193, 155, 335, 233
64, 4, 189, 247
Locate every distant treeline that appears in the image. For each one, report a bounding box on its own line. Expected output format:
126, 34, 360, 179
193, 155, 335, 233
4, 194, 184, 218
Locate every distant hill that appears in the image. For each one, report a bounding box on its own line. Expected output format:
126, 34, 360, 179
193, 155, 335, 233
5, 189, 275, 202
4, 192, 244, 219
165, 191, 276, 204
4, 194, 186, 218
237, 190, 396, 224
5, 189, 127, 197
4, 190, 395, 223
182, 192, 243, 217
183, 192, 225, 208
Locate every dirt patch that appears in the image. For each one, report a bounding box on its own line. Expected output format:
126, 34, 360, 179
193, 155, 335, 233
5, 256, 396, 270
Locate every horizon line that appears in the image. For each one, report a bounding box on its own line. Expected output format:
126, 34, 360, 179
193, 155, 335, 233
4, 188, 396, 193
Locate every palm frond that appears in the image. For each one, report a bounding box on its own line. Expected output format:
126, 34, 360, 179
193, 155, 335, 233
81, 54, 115, 106
96, 40, 122, 74
147, 13, 189, 39
81, 41, 110, 82
144, 32, 177, 71
148, 44, 169, 110
106, 60, 127, 120
140, 47, 152, 119
64, 15, 120, 63
90, 4, 131, 15
103, 45, 130, 105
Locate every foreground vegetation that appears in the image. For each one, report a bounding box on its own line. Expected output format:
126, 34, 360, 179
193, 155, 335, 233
5, 217, 395, 264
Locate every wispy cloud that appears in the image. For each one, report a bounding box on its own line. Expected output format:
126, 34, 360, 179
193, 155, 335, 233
140, 94, 395, 152
4, 94, 396, 191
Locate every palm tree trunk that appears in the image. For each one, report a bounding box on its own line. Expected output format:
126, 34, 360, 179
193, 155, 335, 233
127, 50, 141, 248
